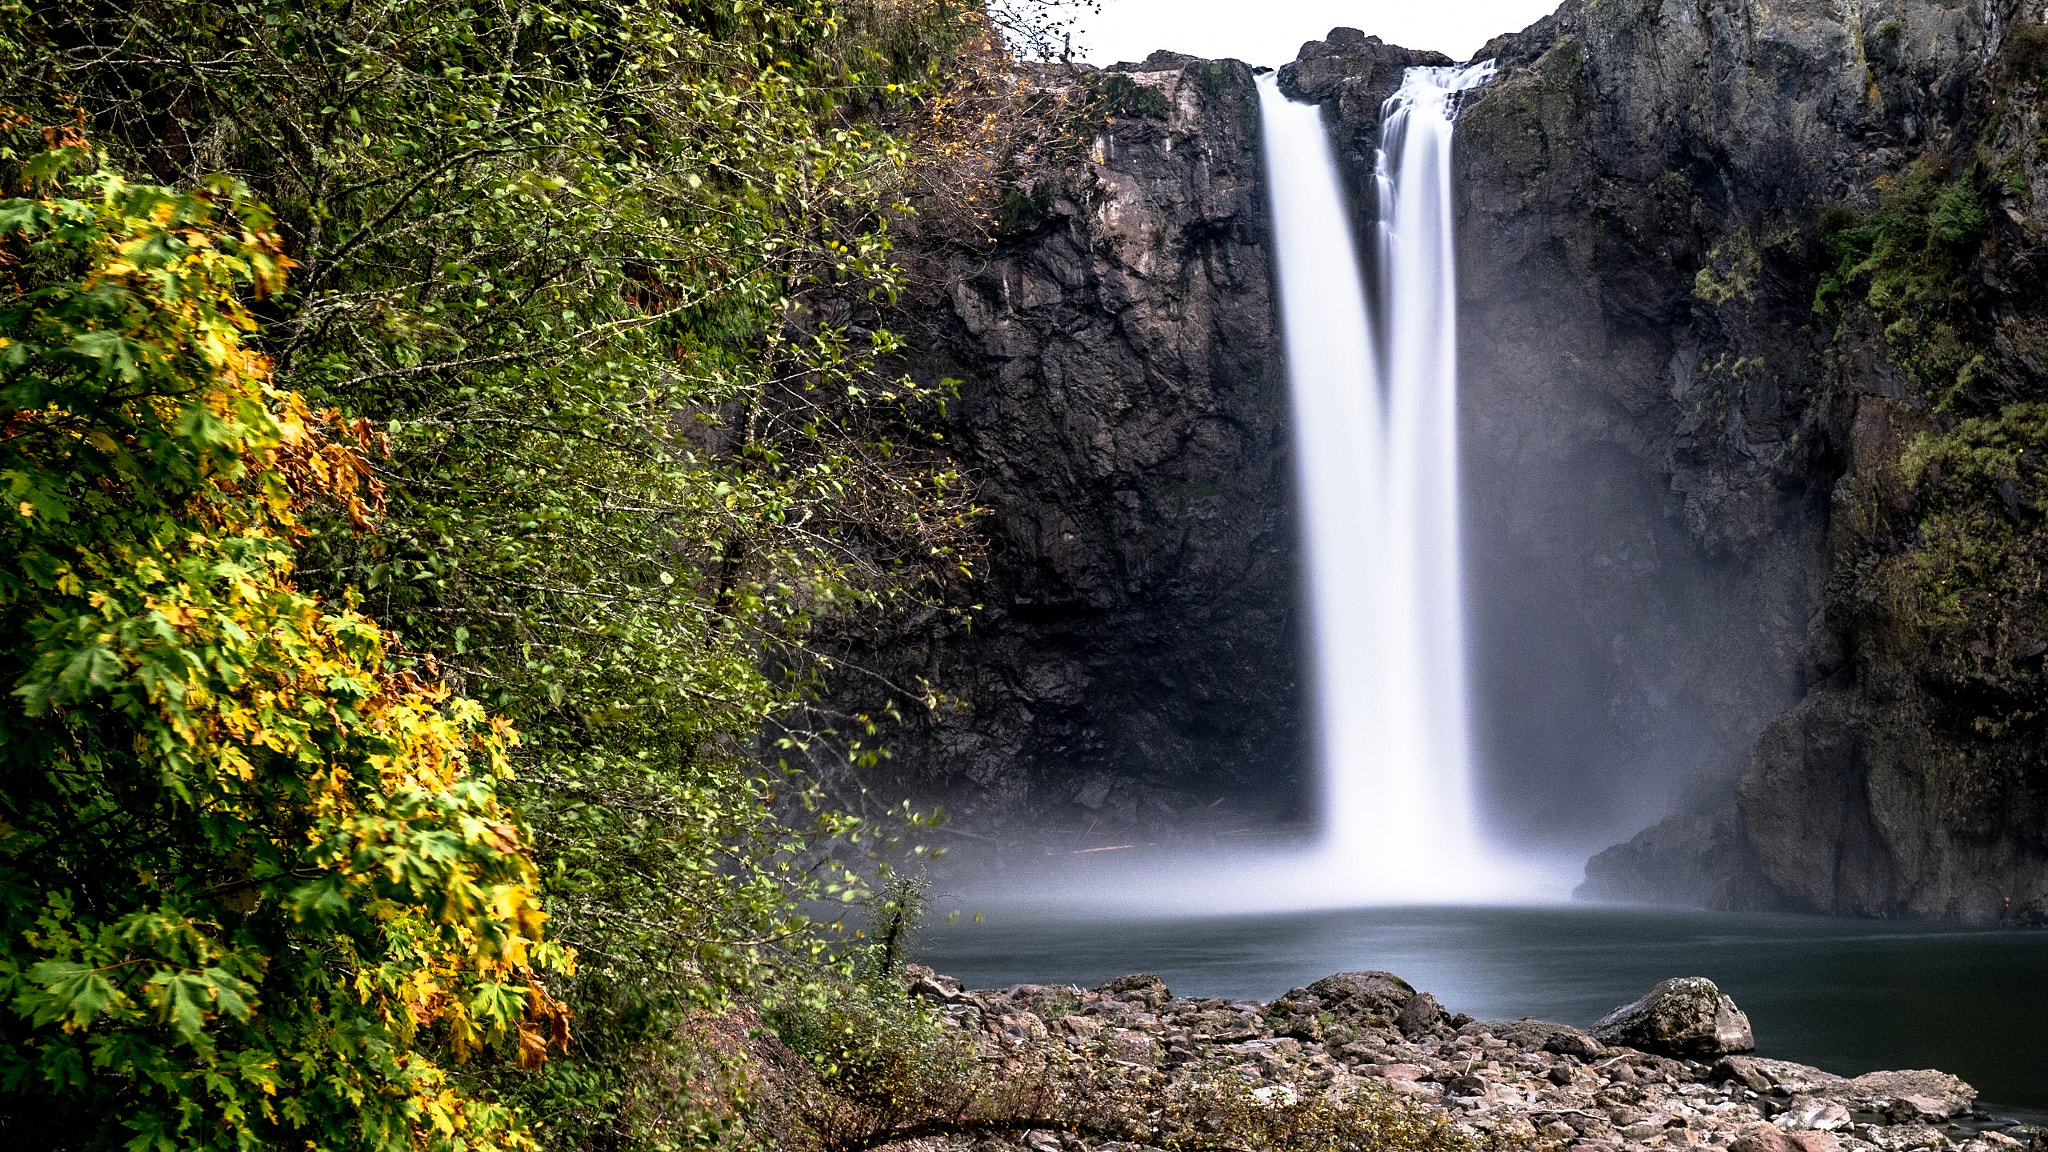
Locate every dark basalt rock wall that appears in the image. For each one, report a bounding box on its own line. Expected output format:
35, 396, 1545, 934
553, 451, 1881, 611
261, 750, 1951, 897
1446, 2, 1859, 856
1253, 1, 2048, 918
856, 1, 2048, 919
1463, 0, 2048, 918
861, 55, 1310, 836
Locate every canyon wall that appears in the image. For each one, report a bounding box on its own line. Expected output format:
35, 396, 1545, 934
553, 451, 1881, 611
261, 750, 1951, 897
1452, 0, 2048, 920
860, 0, 2048, 918
859, 54, 1311, 839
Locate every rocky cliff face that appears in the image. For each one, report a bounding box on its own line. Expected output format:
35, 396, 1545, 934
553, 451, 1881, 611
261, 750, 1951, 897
1217, 0, 2048, 919
1461, 0, 2048, 919
860, 54, 1310, 838
861, 0, 2048, 919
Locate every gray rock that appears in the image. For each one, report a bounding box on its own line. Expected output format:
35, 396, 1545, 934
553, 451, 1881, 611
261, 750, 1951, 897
1712, 1055, 1847, 1096
859, 0, 2048, 927
1460, 1017, 1605, 1059
1734, 1128, 1849, 1152
1095, 973, 1171, 1008
1578, 809, 1794, 912
1591, 977, 1755, 1059
837, 53, 1310, 839
1397, 991, 1449, 1038
1833, 1070, 1976, 1122
1774, 1097, 1853, 1132
1271, 970, 1451, 1040
1461, 0, 2048, 922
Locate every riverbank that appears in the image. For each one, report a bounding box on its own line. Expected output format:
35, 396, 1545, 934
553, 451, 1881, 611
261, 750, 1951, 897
918, 904, 2048, 1110
902, 964, 2037, 1152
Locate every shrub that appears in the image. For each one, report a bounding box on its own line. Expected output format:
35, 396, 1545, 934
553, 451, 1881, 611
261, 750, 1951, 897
0, 143, 567, 1151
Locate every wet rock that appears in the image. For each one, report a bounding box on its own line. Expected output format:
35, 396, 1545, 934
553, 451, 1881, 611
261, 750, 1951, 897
1592, 977, 1755, 1060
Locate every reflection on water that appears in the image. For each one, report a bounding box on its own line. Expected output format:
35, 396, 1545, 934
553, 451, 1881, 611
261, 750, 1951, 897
918, 904, 2048, 1110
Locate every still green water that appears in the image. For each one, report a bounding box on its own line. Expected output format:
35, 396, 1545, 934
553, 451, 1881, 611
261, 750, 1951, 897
919, 904, 2048, 1111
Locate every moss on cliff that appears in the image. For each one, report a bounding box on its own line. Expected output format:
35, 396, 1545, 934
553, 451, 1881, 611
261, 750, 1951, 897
1816, 163, 1990, 407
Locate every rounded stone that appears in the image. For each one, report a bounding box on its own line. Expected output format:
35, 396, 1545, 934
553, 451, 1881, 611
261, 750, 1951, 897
1591, 976, 1756, 1060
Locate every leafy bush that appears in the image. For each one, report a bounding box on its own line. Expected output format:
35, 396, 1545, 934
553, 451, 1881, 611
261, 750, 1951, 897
765, 978, 971, 1111
1, 1, 1012, 1143
0, 145, 567, 1150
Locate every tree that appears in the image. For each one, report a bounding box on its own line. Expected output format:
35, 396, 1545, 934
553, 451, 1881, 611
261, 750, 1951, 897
3, 2, 997, 1145
0, 137, 568, 1152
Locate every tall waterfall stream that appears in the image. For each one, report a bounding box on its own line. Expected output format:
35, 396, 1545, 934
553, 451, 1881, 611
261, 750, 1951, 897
1258, 64, 1535, 902
955, 64, 1572, 913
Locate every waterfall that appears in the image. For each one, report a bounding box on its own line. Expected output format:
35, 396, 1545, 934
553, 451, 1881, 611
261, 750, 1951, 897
1257, 62, 1503, 901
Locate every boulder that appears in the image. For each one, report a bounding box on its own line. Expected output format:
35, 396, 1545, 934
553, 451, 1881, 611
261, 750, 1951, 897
1833, 1070, 1975, 1122
1591, 977, 1755, 1059
1711, 1056, 1846, 1095
902, 964, 969, 1003
1772, 1097, 1852, 1132
1459, 1017, 1605, 1059
1269, 970, 1452, 1041
1397, 991, 1449, 1038
1733, 1125, 1845, 1152
1095, 973, 1170, 1008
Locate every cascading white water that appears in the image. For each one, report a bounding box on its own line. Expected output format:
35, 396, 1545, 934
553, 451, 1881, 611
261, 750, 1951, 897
949, 64, 1568, 920
1258, 62, 1507, 901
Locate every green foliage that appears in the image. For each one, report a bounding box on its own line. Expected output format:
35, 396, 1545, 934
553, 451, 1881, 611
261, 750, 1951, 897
0, 0, 1021, 1146
0, 150, 566, 1150
858, 871, 930, 982
1087, 72, 1175, 121
1162, 1077, 1503, 1152
1692, 228, 1762, 306
763, 977, 970, 1110
2000, 20, 2048, 89
1870, 404, 2048, 734
1814, 164, 1990, 404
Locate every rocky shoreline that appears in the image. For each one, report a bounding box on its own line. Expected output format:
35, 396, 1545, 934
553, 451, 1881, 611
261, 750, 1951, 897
902, 966, 2035, 1152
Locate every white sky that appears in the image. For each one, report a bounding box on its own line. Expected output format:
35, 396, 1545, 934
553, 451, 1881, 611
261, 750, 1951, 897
1063, 0, 1566, 68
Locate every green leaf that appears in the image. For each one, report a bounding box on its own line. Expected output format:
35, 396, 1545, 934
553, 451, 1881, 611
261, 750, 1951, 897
26, 960, 126, 1029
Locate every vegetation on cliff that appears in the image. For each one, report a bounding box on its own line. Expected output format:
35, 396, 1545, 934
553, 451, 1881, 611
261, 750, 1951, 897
1814, 75, 2048, 750
1787, 18, 2048, 877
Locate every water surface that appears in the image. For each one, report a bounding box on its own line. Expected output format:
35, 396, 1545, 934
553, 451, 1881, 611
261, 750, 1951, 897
920, 904, 2048, 1110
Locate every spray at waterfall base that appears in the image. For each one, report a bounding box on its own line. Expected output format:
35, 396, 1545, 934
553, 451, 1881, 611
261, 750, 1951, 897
1257, 62, 1566, 907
